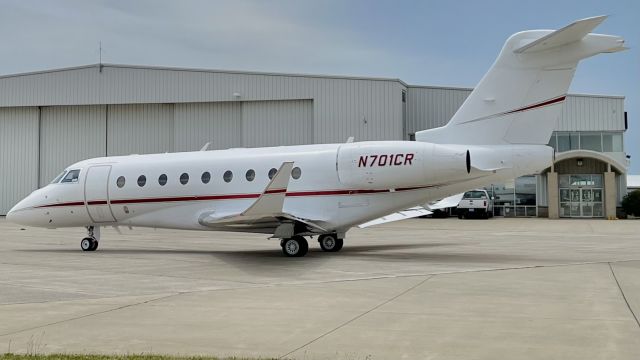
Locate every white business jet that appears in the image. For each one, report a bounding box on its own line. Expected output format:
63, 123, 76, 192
7, 16, 625, 256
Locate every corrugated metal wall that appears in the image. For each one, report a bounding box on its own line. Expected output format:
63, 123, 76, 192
242, 100, 313, 147
405, 86, 471, 135
406, 88, 625, 135
174, 102, 242, 151
558, 95, 625, 131
107, 104, 174, 156
0, 65, 405, 143
39, 105, 107, 186
0, 108, 39, 214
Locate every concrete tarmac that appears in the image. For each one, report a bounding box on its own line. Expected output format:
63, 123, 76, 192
0, 217, 639, 359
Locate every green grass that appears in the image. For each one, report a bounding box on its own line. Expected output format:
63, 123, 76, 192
1, 355, 277, 360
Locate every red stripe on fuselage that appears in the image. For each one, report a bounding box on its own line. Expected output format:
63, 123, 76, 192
35, 185, 440, 209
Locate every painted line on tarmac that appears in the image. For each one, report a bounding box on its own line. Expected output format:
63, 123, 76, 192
279, 275, 434, 359
608, 262, 640, 330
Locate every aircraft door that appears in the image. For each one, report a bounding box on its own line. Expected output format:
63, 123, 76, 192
84, 165, 117, 223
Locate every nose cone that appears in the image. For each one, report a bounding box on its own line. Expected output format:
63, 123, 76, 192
6, 193, 44, 227
6, 199, 30, 225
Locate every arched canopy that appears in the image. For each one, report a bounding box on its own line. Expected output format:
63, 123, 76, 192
545, 150, 626, 174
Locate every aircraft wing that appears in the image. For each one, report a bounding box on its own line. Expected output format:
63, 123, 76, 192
358, 192, 465, 229
198, 162, 328, 233
357, 206, 432, 228
426, 193, 464, 210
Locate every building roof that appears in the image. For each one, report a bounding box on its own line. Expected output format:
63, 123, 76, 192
0, 63, 626, 99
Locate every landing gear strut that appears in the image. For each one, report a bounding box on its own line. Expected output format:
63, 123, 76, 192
318, 234, 343, 252
280, 236, 308, 257
81, 226, 99, 251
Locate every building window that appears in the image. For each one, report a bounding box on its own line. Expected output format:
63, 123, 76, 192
291, 167, 301, 179
603, 133, 623, 152
580, 133, 602, 152
116, 176, 125, 188
158, 174, 167, 186
137, 175, 146, 187
402, 90, 406, 103
223, 170, 233, 183
268, 168, 277, 180
180, 173, 189, 185
557, 133, 579, 152
547, 134, 557, 151
201, 172, 211, 184
246, 169, 255, 182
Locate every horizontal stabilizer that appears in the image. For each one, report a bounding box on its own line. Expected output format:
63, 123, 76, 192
514, 15, 607, 53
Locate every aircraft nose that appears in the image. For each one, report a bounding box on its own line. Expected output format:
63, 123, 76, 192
6, 203, 22, 224
6, 196, 38, 226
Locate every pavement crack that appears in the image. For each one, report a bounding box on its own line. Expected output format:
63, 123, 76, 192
608, 262, 640, 330
279, 275, 434, 359
0, 292, 180, 337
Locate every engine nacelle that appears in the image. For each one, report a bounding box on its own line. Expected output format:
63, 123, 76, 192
336, 142, 471, 189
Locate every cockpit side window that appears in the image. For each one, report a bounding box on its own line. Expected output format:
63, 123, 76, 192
50, 171, 67, 184
61, 169, 81, 183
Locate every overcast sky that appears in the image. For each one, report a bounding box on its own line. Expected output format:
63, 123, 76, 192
1, 0, 637, 172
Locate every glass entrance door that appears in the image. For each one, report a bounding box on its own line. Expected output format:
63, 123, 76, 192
559, 174, 604, 218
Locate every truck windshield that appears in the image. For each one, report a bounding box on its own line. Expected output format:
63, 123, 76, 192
463, 191, 487, 199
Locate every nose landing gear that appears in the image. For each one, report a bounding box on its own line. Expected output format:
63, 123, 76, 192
81, 226, 99, 251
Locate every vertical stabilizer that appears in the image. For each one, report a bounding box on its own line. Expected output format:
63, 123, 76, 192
415, 16, 626, 145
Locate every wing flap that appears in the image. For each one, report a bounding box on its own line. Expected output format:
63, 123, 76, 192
358, 206, 432, 228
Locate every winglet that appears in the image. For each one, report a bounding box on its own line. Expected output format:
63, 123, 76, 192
242, 161, 294, 216
514, 15, 608, 54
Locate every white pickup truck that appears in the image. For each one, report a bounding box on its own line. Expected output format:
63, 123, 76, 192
457, 189, 494, 219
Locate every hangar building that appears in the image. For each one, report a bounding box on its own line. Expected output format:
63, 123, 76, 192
0, 64, 629, 217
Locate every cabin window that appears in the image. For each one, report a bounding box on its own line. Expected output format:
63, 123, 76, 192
246, 169, 255, 182
201, 172, 211, 184
223, 170, 233, 183
116, 176, 126, 188
291, 167, 301, 179
158, 174, 167, 186
137, 175, 146, 187
268, 168, 277, 180
50, 171, 67, 184
180, 173, 189, 185
61, 169, 80, 183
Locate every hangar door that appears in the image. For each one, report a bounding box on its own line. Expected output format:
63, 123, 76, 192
174, 102, 242, 151
242, 100, 313, 147
0, 108, 38, 215
39, 106, 107, 186
107, 104, 174, 156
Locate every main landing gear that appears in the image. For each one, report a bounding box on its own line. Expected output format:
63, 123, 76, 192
279, 233, 344, 257
318, 234, 343, 252
81, 226, 99, 251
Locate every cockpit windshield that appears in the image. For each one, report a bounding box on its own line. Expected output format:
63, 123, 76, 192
60, 169, 81, 184
50, 171, 67, 184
